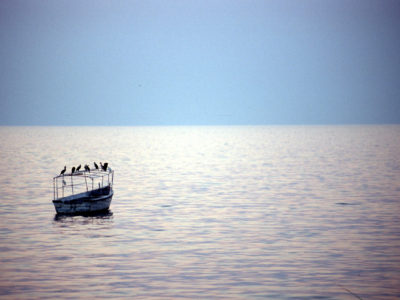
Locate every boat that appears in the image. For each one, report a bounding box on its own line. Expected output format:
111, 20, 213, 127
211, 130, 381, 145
52, 167, 114, 215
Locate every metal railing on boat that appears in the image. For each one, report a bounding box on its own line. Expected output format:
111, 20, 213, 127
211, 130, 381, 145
53, 169, 114, 201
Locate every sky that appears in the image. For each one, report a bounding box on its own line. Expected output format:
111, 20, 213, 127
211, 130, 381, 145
0, 0, 399, 126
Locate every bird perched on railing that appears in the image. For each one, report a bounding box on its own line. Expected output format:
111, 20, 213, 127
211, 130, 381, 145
94, 162, 99, 170
84, 164, 90, 172
102, 162, 108, 171
76, 164, 81, 172
71, 166, 76, 174
60, 166, 66, 175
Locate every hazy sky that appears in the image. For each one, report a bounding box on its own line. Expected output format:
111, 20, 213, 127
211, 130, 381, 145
1, 0, 399, 125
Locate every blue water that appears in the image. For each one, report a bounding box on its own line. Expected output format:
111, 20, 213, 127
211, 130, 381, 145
0, 125, 399, 299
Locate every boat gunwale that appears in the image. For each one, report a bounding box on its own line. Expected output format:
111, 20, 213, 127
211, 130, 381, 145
52, 188, 113, 204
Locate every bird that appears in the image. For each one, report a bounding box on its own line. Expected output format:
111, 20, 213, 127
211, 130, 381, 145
60, 166, 66, 175
102, 162, 108, 171
94, 162, 99, 170
71, 166, 76, 174
76, 164, 81, 172
84, 164, 90, 172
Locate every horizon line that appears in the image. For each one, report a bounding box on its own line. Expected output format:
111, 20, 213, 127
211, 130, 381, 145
1, 123, 399, 127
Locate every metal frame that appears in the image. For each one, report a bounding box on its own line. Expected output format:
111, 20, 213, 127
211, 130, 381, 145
53, 168, 114, 201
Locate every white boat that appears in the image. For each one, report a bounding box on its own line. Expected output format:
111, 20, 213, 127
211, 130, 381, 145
52, 167, 114, 215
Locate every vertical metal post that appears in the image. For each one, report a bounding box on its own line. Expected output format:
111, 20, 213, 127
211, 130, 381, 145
84, 173, 88, 192
71, 175, 74, 195
62, 175, 64, 198
56, 177, 58, 199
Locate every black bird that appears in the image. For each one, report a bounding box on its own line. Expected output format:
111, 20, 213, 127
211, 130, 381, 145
71, 166, 76, 174
60, 166, 66, 175
85, 164, 91, 172
102, 162, 108, 171
94, 162, 99, 170
76, 164, 81, 172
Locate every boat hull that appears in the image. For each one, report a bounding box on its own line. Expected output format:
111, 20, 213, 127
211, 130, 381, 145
53, 188, 113, 215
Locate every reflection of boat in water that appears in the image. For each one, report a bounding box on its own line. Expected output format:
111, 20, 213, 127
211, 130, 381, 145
53, 210, 113, 223
52, 168, 114, 215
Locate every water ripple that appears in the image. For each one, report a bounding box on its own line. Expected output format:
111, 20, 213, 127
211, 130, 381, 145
0, 126, 400, 299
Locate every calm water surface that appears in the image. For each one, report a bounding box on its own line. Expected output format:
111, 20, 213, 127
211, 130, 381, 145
0, 126, 399, 299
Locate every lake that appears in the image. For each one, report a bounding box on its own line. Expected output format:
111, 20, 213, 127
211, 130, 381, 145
0, 125, 399, 299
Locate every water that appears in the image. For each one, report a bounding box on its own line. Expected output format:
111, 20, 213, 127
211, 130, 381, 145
0, 125, 399, 299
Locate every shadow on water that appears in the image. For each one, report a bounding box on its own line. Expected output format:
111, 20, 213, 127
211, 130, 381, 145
335, 202, 360, 206
53, 210, 113, 223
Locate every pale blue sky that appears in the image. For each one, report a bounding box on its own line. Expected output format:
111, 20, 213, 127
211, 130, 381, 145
1, 0, 399, 125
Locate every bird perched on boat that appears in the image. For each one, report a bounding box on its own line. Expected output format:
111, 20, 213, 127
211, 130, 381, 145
60, 166, 66, 175
94, 162, 99, 170
71, 166, 76, 174
102, 162, 108, 171
76, 164, 81, 172
84, 164, 90, 172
